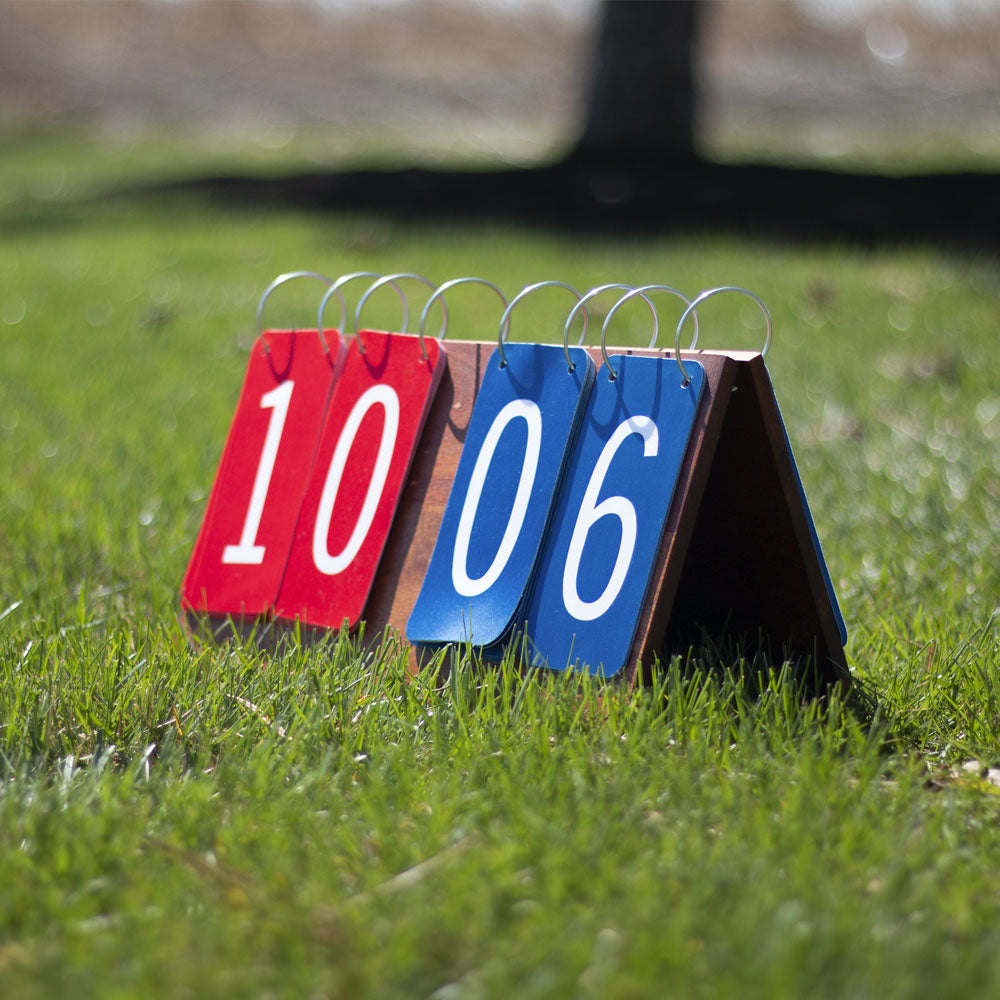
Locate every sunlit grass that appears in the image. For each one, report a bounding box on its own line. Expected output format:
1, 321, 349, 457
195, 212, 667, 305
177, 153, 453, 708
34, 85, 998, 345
1, 128, 999, 997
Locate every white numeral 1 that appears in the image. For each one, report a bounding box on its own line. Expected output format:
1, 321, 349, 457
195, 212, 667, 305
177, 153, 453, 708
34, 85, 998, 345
222, 380, 295, 566
452, 398, 542, 597
312, 383, 400, 576
562, 416, 658, 621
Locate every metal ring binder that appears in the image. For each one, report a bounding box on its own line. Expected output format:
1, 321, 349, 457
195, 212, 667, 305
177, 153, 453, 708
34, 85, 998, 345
316, 271, 407, 350
354, 273, 446, 354
674, 286, 772, 385
601, 284, 698, 381
496, 280, 588, 371
256, 270, 334, 355
418, 277, 509, 362
564, 283, 661, 375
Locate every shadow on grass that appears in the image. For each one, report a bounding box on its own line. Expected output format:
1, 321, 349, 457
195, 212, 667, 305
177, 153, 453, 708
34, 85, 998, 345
185, 610, 869, 708
671, 629, 878, 729
129, 150, 1000, 249
180, 611, 886, 762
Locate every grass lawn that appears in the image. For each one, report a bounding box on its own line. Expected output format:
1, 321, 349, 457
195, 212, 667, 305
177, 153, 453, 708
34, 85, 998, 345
1, 127, 999, 998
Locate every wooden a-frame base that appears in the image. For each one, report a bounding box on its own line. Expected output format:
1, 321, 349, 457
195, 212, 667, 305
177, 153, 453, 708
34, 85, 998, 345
596, 348, 849, 688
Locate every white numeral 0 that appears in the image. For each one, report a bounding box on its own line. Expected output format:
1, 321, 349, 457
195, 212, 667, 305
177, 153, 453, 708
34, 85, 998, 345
452, 398, 542, 597
312, 383, 400, 576
562, 416, 658, 622
222, 380, 294, 566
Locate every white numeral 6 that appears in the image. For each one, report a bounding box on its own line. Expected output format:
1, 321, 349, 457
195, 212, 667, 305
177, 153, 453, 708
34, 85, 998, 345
562, 416, 658, 621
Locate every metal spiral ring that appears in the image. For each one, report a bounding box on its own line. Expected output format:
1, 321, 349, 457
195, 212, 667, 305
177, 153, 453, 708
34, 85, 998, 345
256, 270, 334, 354
601, 284, 699, 382
564, 283, 661, 376
674, 286, 772, 385
354, 272, 445, 354
418, 277, 508, 361
496, 280, 588, 371
316, 271, 407, 352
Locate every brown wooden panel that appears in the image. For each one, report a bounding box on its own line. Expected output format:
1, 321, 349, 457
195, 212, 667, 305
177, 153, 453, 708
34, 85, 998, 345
661, 358, 849, 684
359, 339, 488, 667
743, 357, 848, 678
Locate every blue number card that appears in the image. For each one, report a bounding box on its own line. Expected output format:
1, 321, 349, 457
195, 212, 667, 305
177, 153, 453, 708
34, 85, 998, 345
772, 399, 848, 646
407, 343, 596, 650
524, 354, 706, 677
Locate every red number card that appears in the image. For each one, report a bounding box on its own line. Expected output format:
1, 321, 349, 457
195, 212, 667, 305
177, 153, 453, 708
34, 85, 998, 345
274, 331, 446, 632
181, 330, 343, 619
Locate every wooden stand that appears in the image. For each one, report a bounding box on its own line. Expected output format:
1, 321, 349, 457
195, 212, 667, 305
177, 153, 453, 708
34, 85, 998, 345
186, 340, 848, 687
359, 340, 489, 667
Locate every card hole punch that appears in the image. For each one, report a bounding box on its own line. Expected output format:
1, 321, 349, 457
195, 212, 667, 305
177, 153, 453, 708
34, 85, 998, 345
256, 270, 336, 358
496, 280, 588, 372
354, 273, 446, 356
316, 271, 409, 354
564, 283, 661, 381
674, 286, 772, 386
418, 277, 509, 361
599, 285, 700, 385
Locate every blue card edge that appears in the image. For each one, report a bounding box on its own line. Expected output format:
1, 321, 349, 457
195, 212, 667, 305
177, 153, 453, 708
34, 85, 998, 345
767, 387, 849, 645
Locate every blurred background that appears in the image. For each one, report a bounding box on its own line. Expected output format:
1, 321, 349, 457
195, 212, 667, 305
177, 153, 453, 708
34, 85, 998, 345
2, 0, 998, 176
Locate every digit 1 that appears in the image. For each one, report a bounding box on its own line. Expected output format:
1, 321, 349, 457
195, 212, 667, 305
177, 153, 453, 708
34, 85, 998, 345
311, 383, 400, 575
451, 398, 542, 597
561, 416, 658, 621
221, 380, 294, 566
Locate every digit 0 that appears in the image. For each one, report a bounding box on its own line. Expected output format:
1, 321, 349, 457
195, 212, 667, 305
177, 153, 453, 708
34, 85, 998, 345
406, 343, 595, 649
451, 398, 541, 597
311, 383, 399, 575
275, 330, 445, 631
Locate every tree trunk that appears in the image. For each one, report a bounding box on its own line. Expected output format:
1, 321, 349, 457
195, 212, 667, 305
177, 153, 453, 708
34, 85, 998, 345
575, 0, 701, 164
